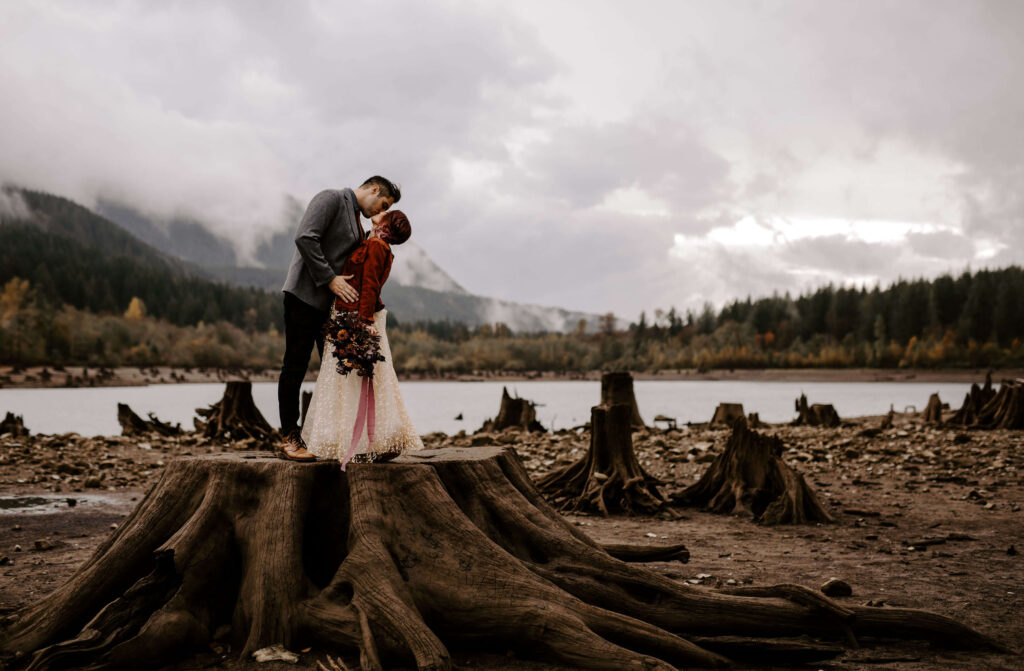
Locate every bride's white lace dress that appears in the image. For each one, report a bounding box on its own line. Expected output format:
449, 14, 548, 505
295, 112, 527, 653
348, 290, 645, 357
302, 307, 423, 461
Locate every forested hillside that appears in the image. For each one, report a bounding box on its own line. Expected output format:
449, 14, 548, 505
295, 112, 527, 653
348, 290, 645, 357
0, 190, 281, 330
1, 188, 1022, 371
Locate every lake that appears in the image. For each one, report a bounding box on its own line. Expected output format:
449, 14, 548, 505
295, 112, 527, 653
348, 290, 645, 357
0, 380, 972, 437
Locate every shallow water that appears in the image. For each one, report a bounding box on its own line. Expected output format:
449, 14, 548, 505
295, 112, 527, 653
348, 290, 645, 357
0, 379, 972, 437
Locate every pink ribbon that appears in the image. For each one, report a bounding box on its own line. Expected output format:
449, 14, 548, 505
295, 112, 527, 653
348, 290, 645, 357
341, 376, 375, 471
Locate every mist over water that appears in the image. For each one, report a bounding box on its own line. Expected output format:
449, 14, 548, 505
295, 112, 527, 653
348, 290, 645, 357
0, 380, 974, 437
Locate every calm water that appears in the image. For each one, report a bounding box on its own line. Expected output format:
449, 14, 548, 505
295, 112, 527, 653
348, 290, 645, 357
0, 380, 972, 437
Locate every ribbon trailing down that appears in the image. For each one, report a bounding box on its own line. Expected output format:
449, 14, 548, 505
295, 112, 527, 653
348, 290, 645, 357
341, 376, 376, 471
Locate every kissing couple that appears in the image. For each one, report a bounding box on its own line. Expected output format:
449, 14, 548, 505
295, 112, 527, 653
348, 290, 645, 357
276, 176, 424, 468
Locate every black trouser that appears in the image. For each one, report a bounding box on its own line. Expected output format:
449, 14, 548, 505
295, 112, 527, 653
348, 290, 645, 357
278, 292, 328, 434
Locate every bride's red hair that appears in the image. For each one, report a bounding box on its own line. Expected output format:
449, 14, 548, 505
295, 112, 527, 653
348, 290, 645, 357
380, 210, 411, 245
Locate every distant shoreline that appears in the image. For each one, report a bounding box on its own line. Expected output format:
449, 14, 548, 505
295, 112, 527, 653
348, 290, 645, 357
1, 364, 1017, 390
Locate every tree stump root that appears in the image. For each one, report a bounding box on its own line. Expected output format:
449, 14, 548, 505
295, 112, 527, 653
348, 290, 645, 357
675, 421, 834, 525
1, 447, 1005, 671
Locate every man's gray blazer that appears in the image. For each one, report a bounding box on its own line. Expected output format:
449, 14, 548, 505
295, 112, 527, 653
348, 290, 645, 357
282, 188, 365, 311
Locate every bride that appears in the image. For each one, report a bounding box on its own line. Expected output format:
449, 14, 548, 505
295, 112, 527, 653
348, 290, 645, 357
301, 210, 424, 468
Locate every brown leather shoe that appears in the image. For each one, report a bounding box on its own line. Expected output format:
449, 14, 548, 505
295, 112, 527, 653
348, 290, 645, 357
276, 429, 317, 462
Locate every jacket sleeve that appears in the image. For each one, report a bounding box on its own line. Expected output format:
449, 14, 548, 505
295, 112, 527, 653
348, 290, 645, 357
294, 190, 340, 287
358, 240, 393, 323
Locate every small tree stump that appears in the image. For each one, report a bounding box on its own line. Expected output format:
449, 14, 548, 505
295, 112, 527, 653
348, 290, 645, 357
194, 381, 276, 443
2, 447, 1003, 671
949, 373, 997, 426
537, 404, 666, 516
922, 393, 944, 424
600, 371, 645, 427
972, 379, 1024, 430
116, 403, 182, 437
792, 394, 840, 428
674, 421, 834, 525
0, 411, 28, 437
710, 403, 745, 427
880, 404, 895, 430
479, 386, 545, 432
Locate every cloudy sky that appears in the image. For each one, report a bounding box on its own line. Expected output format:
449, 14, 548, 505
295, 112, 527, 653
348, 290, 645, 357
1, 0, 1022, 320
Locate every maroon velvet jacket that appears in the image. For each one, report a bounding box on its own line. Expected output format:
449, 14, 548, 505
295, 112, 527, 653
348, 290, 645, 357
333, 236, 393, 323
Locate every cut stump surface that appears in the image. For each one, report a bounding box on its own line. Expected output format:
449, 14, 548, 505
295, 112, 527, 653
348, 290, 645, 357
1, 447, 1005, 671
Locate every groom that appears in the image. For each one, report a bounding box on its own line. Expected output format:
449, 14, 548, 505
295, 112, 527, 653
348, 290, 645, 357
277, 176, 401, 461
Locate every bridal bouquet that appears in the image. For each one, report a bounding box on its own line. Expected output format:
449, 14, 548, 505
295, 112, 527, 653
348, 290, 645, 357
323, 310, 385, 379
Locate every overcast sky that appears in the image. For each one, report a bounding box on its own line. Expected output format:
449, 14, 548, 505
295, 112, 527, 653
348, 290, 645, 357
2, 0, 1022, 320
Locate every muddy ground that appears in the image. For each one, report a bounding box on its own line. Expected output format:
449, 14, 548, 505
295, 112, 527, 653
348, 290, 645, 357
1, 411, 1022, 670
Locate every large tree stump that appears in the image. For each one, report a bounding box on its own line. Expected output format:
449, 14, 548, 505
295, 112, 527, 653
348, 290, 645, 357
922, 393, 944, 424
792, 394, 840, 428
0, 411, 28, 437
536, 404, 667, 516
1, 448, 1005, 670
674, 421, 834, 525
949, 373, 997, 426
116, 403, 182, 437
479, 386, 546, 432
600, 371, 644, 427
709, 403, 745, 428
194, 381, 277, 443
972, 379, 1024, 430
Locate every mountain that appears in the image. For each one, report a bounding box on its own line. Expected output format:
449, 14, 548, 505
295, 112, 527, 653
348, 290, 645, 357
96, 196, 598, 332
0, 187, 281, 329
96, 200, 239, 267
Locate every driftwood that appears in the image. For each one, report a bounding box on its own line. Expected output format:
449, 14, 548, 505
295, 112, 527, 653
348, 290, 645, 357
0, 411, 28, 437
600, 371, 645, 427
116, 403, 182, 437
922, 393, 944, 423
1, 447, 1004, 671
792, 394, 840, 428
710, 403, 745, 427
949, 373, 997, 426
537, 403, 666, 515
674, 421, 834, 525
479, 386, 545, 432
194, 381, 277, 443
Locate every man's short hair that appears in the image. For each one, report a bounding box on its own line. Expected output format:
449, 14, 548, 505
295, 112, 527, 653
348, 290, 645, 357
361, 176, 401, 203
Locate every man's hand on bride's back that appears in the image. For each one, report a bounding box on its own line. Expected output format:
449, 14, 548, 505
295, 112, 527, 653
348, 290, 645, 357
329, 275, 358, 302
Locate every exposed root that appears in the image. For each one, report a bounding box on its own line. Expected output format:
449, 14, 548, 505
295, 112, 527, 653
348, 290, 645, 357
674, 421, 834, 525
537, 404, 666, 515
1, 447, 1005, 671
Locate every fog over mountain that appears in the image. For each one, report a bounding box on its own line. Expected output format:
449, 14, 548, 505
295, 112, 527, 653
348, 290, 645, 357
93, 196, 594, 332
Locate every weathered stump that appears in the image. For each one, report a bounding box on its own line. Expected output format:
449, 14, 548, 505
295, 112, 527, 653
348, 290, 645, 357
972, 379, 1024, 430
116, 403, 182, 437
949, 373, 997, 426
600, 371, 645, 427
922, 393, 944, 424
0, 411, 28, 437
479, 386, 545, 432
709, 403, 745, 427
792, 394, 840, 428
1, 447, 1004, 671
194, 381, 276, 443
537, 404, 666, 516
674, 421, 834, 525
